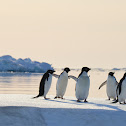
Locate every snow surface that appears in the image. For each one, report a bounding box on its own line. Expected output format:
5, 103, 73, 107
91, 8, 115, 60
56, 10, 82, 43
0, 94, 126, 126
0, 55, 53, 73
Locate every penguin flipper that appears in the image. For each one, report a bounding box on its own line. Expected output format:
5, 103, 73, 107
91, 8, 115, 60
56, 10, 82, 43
99, 80, 107, 89
68, 75, 78, 81
52, 74, 60, 78
117, 77, 124, 95
118, 83, 122, 95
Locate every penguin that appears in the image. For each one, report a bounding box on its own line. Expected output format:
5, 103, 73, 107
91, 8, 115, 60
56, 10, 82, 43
33, 70, 55, 99
99, 72, 118, 101
116, 73, 126, 104
69, 67, 91, 102
53, 67, 70, 99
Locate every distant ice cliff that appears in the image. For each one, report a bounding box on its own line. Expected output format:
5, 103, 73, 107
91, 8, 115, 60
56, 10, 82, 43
0, 55, 53, 73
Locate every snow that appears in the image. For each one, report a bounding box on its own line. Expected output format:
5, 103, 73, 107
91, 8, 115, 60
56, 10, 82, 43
0, 55, 53, 73
0, 94, 126, 126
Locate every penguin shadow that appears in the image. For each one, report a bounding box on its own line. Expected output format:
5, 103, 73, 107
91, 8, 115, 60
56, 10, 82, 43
44, 98, 75, 105
45, 98, 87, 105
85, 101, 124, 111
46, 98, 124, 111
44, 98, 98, 106
67, 99, 122, 110
67, 99, 90, 104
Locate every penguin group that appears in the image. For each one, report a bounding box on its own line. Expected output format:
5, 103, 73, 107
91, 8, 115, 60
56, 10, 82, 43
33, 67, 126, 104
99, 72, 126, 104
33, 67, 90, 102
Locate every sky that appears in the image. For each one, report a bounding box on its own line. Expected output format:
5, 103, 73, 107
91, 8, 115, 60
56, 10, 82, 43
0, 0, 126, 69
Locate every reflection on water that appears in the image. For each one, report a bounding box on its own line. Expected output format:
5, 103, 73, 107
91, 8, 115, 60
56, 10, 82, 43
0, 72, 43, 94
0, 70, 125, 98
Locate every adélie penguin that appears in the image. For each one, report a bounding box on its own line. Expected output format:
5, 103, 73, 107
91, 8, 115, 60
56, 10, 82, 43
69, 67, 91, 102
99, 72, 118, 101
53, 67, 70, 99
33, 70, 55, 99
116, 73, 126, 104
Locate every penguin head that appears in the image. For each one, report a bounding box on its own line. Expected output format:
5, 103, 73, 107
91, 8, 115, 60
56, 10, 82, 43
47, 70, 55, 74
64, 67, 70, 73
108, 72, 115, 76
81, 67, 91, 73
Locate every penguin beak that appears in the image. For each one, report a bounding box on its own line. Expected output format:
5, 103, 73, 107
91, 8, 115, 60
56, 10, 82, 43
88, 68, 91, 71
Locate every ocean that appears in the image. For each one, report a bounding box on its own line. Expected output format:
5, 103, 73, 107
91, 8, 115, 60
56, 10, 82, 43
0, 70, 125, 98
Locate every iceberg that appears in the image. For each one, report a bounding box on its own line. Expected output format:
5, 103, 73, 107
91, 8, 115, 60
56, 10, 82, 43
0, 55, 53, 73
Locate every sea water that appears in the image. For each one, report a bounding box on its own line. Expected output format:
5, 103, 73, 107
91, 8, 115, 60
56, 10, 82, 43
0, 70, 125, 98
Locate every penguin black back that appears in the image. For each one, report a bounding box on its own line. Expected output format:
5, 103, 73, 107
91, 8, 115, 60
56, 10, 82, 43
117, 73, 126, 95
33, 70, 55, 98
38, 72, 49, 96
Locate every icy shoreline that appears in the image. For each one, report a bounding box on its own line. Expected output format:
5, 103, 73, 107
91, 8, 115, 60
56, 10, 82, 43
0, 94, 126, 126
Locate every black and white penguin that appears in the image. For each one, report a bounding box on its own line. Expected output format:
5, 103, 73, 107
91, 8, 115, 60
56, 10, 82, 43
69, 67, 91, 102
99, 72, 118, 101
33, 70, 55, 99
53, 67, 70, 99
117, 73, 126, 104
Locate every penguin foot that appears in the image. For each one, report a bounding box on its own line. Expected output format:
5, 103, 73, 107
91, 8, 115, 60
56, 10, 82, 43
54, 96, 58, 99
54, 96, 62, 99
119, 102, 126, 104
61, 97, 65, 100
44, 97, 50, 100
84, 99, 88, 103
106, 98, 110, 101
77, 99, 81, 102
112, 100, 118, 103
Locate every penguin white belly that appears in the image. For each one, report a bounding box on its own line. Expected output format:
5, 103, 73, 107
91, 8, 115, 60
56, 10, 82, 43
107, 79, 117, 99
118, 80, 126, 103
76, 77, 90, 100
56, 76, 68, 97
44, 75, 52, 97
